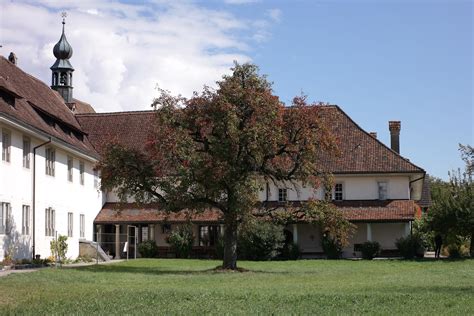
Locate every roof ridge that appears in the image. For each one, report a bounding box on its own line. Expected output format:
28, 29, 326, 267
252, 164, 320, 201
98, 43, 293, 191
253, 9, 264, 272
76, 110, 155, 116
333, 105, 425, 173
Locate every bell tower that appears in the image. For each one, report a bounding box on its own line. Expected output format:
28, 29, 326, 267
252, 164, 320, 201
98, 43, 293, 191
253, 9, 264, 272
51, 12, 74, 104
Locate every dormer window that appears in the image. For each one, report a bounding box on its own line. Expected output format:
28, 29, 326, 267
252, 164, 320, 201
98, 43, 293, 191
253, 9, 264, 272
334, 183, 343, 201
278, 188, 287, 202
378, 182, 388, 200
0, 89, 15, 107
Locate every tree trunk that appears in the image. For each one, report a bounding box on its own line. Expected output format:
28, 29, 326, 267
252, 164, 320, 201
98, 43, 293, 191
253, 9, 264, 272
222, 211, 238, 270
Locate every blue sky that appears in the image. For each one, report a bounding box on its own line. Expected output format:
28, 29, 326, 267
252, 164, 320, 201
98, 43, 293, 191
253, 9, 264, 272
1, 0, 472, 179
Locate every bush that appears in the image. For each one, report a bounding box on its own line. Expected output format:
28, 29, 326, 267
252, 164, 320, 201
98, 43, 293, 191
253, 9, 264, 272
167, 224, 195, 258
360, 241, 381, 260
279, 242, 301, 260
395, 234, 425, 259
322, 236, 343, 259
238, 220, 284, 261
138, 240, 158, 258
447, 244, 462, 259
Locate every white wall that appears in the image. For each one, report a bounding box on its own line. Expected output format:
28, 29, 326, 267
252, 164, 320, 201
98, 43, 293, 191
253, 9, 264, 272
0, 122, 103, 261
259, 175, 410, 202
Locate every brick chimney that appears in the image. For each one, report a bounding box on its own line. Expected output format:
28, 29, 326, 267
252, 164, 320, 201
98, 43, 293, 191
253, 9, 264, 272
369, 132, 377, 139
389, 121, 401, 154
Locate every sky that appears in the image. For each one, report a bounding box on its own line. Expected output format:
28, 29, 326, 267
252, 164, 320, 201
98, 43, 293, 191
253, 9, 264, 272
0, 0, 472, 180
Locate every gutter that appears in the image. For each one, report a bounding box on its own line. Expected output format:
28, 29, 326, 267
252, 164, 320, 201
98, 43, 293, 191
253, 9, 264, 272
32, 138, 51, 259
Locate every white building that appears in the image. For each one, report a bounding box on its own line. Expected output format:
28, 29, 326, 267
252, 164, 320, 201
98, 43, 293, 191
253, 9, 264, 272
0, 21, 427, 261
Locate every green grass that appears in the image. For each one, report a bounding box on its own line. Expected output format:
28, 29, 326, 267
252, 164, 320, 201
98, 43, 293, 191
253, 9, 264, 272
0, 259, 473, 315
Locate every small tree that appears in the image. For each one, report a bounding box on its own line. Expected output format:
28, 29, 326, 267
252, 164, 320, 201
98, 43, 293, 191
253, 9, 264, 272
50, 235, 68, 264
237, 219, 284, 261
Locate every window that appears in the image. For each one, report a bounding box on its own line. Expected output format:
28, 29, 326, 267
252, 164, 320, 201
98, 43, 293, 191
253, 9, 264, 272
22, 205, 30, 235
45, 147, 55, 176
23, 137, 31, 168
67, 156, 73, 182
378, 182, 388, 200
334, 183, 343, 201
0, 202, 11, 235
162, 224, 171, 234
199, 225, 220, 247
45, 207, 55, 236
2, 129, 11, 162
278, 188, 287, 202
141, 226, 149, 241
80, 214, 85, 238
79, 161, 85, 185
67, 212, 73, 237
93, 169, 99, 189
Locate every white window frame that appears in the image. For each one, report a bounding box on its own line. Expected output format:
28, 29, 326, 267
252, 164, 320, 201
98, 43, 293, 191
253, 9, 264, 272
45, 207, 55, 237
22, 205, 30, 235
378, 181, 388, 200
79, 161, 85, 185
278, 188, 288, 202
23, 137, 31, 168
67, 156, 73, 182
80, 214, 85, 238
334, 183, 344, 201
2, 129, 11, 162
0, 202, 11, 235
68, 212, 73, 237
45, 147, 55, 176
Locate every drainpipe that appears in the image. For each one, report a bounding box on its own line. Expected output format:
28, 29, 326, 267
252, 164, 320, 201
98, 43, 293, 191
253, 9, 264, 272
32, 138, 51, 259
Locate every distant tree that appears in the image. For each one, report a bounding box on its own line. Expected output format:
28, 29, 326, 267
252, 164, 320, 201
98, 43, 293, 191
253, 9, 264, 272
428, 144, 474, 257
98, 63, 338, 269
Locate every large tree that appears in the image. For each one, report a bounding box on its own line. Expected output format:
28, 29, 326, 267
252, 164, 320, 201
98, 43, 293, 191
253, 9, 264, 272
428, 144, 474, 257
98, 63, 337, 269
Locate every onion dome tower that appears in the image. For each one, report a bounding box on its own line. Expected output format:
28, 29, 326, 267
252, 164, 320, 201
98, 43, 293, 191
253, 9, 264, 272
50, 13, 74, 104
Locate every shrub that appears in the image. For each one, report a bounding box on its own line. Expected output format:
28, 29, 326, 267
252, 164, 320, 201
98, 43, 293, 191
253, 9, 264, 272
322, 235, 343, 259
395, 234, 425, 259
360, 241, 381, 260
447, 244, 462, 259
50, 235, 68, 263
138, 240, 158, 258
167, 224, 195, 258
279, 242, 301, 260
238, 220, 284, 261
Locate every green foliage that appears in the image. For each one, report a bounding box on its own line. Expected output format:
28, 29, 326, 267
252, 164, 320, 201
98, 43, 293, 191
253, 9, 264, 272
167, 224, 195, 258
395, 235, 425, 259
302, 200, 355, 258
50, 235, 68, 263
360, 241, 381, 260
237, 219, 285, 261
427, 144, 474, 257
279, 242, 301, 260
321, 235, 343, 259
138, 240, 158, 258
446, 244, 462, 259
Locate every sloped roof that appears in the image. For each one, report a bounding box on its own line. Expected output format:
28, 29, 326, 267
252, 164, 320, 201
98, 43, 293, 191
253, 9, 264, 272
76, 111, 155, 154
78, 105, 424, 174
0, 56, 98, 158
317, 106, 424, 174
72, 98, 95, 114
94, 200, 415, 224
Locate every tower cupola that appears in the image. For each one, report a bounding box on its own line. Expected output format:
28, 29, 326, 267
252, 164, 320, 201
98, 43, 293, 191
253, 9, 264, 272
51, 13, 74, 104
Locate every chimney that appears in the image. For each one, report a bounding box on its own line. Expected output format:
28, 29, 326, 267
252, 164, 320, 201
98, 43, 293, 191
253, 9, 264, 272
389, 121, 401, 154
8, 52, 17, 65
369, 132, 377, 139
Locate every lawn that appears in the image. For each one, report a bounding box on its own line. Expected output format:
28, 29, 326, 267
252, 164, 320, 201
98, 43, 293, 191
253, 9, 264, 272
0, 259, 473, 315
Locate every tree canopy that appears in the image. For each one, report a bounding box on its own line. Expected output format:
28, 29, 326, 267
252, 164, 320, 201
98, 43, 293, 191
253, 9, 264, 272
98, 63, 339, 268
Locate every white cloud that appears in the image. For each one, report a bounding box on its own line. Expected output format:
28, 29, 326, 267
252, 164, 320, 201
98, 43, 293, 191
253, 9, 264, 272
224, 0, 260, 4
267, 8, 282, 23
0, 0, 277, 112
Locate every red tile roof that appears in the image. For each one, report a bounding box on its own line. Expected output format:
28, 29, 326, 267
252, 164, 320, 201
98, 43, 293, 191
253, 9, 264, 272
316, 106, 424, 174
0, 56, 98, 158
94, 200, 415, 224
76, 111, 155, 154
